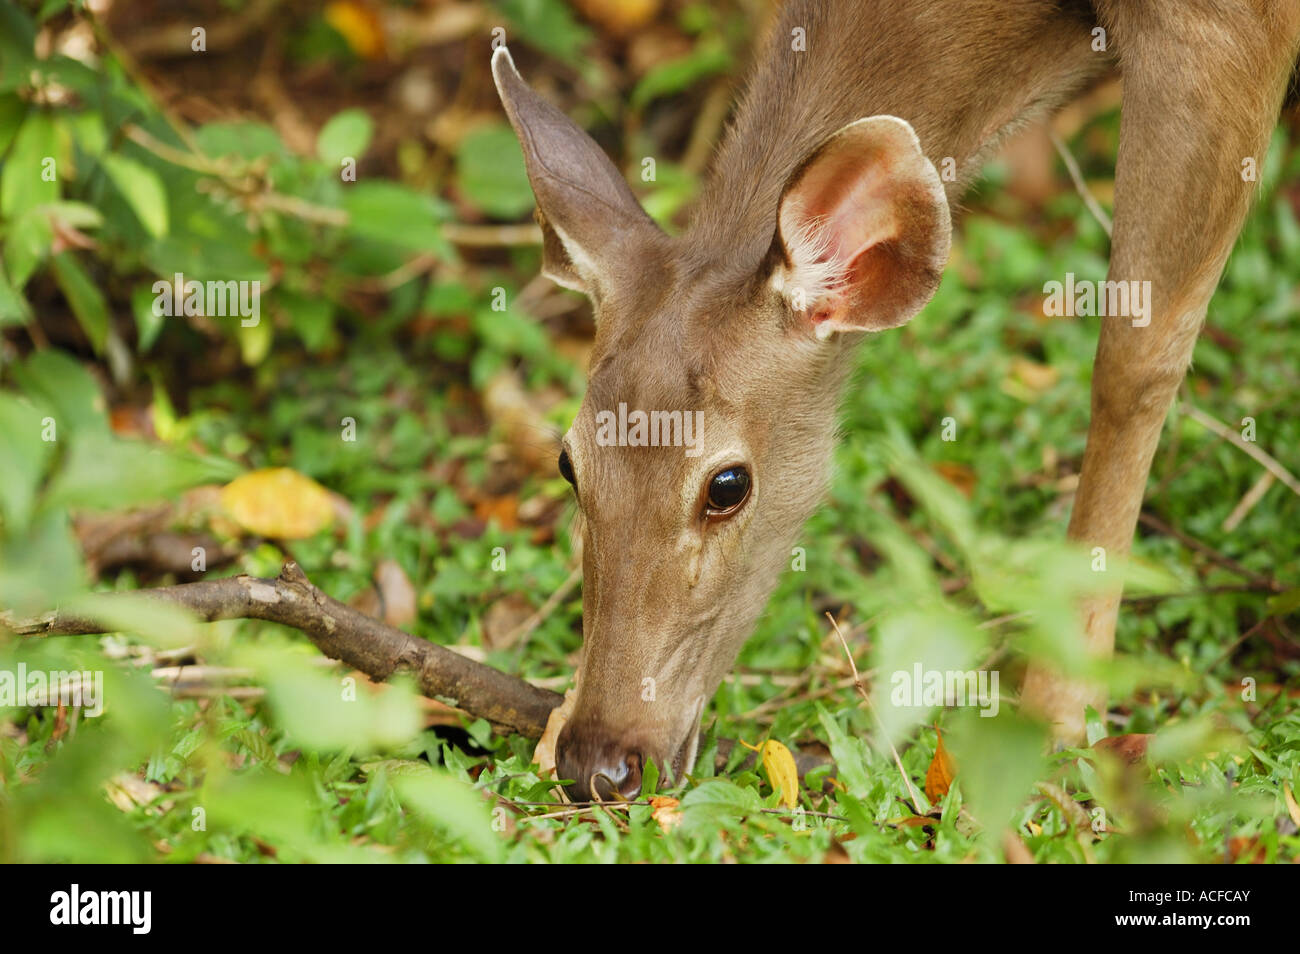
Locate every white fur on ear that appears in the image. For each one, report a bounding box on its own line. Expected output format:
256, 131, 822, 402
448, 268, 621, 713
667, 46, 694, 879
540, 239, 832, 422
774, 114, 951, 336
773, 212, 851, 323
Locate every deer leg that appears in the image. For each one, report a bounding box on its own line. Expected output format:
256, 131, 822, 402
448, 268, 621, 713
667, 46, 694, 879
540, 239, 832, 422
1020, 2, 1300, 744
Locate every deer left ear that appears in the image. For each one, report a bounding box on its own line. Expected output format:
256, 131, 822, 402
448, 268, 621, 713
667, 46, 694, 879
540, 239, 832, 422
772, 115, 951, 337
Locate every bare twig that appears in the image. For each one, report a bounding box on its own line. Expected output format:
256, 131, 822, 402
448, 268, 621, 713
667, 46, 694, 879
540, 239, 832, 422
1222, 471, 1275, 533
504, 564, 582, 648
1048, 129, 1113, 237
440, 222, 543, 246
1137, 511, 1280, 591
5, 562, 562, 738
825, 612, 923, 810
1180, 403, 1300, 500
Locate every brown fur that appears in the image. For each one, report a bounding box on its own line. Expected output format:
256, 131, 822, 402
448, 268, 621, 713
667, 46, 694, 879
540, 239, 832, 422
493, 0, 1300, 796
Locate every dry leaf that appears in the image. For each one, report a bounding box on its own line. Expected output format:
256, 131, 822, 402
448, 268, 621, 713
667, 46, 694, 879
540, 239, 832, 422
474, 494, 519, 531
822, 841, 851, 863
481, 368, 560, 475
373, 558, 417, 627
533, 672, 580, 787
1284, 783, 1300, 828
220, 467, 334, 539
1001, 828, 1036, 864
482, 592, 533, 650
933, 461, 976, 499
1092, 733, 1153, 765
105, 772, 166, 814
650, 795, 682, 831
1226, 836, 1267, 864
925, 727, 957, 803
1002, 357, 1059, 402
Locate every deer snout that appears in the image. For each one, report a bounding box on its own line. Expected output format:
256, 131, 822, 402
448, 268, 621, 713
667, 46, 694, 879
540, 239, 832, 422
555, 730, 644, 802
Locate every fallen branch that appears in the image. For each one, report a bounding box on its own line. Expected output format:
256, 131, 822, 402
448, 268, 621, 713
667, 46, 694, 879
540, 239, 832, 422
6, 562, 562, 738
7, 564, 836, 780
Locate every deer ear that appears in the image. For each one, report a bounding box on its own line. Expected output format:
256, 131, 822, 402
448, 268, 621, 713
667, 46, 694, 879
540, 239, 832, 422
772, 116, 951, 337
492, 47, 661, 297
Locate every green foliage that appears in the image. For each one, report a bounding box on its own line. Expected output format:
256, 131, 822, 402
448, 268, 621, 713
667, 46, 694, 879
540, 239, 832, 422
1, 0, 1297, 865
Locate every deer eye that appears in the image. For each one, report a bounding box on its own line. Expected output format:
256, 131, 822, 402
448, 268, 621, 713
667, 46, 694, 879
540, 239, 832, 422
558, 449, 577, 489
706, 466, 750, 515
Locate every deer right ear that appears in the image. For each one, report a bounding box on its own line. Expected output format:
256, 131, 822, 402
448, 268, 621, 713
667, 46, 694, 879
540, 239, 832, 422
772, 115, 951, 337
492, 47, 661, 297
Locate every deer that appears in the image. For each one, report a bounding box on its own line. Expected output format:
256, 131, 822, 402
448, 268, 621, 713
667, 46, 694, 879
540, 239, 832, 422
491, 0, 1300, 801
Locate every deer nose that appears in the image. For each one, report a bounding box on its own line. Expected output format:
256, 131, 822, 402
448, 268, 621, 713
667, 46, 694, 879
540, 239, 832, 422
556, 736, 643, 802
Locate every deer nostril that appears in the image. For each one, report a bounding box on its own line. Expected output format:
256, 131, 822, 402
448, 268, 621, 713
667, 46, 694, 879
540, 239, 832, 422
556, 738, 645, 802
587, 752, 642, 801
616, 753, 643, 800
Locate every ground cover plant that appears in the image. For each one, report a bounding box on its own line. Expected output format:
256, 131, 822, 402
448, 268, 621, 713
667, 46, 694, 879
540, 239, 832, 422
0, 0, 1297, 864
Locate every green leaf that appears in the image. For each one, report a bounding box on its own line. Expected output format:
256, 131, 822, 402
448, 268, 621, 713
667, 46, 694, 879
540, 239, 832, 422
282, 292, 336, 353
1265, 587, 1300, 617
0, 511, 85, 618
0, 94, 27, 156
493, 0, 592, 60
947, 709, 1047, 833
815, 705, 872, 794
49, 252, 110, 353
7, 349, 108, 437
194, 121, 284, 161
630, 40, 732, 110
1, 111, 59, 217
870, 607, 983, 748
343, 181, 451, 253
44, 432, 238, 511
130, 283, 165, 352
455, 123, 534, 219
679, 779, 762, 834
249, 647, 422, 752
392, 770, 503, 862
3, 207, 52, 288
65, 111, 105, 158
235, 313, 272, 365
99, 153, 169, 238
44, 200, 103, 230
317, 108, 373, 164
0, 264, 32, 324
0, 4, 36, 92
59, 591, 202, 649
0, 393, 53, 530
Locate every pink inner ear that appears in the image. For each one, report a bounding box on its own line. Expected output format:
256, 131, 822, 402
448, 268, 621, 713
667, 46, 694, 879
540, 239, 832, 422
777, 117, 950, 333
795, 147, 901, 266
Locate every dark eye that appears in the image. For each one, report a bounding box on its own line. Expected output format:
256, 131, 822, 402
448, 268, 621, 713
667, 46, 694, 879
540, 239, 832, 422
706, 466, 750, 514
558, 449, 576, 488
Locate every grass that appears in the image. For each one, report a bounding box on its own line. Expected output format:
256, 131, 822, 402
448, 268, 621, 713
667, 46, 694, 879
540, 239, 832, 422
1, 0, 1298, 864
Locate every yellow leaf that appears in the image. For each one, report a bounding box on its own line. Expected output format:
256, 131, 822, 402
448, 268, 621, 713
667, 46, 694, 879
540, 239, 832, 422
1001, 357, 1059, 403
324, 1, 385, 59
759, 740, 799, 810
573, 0, 660, 34
221, 468, 334, 539
1285, 783, 1300, 828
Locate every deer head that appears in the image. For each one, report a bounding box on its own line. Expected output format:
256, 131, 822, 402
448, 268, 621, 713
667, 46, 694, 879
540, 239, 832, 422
492, 47, 950, 800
